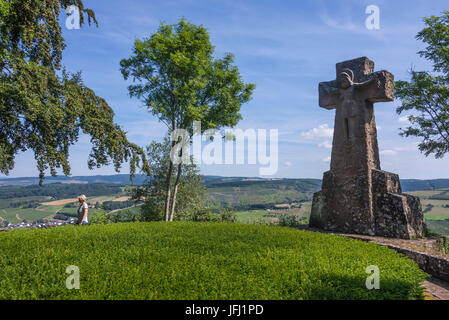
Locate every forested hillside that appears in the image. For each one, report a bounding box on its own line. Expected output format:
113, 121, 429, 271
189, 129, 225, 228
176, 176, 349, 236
0, 183, 123, 200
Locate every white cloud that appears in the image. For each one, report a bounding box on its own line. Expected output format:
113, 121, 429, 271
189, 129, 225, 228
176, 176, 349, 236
301, 124, 334, 140
284, 161, 293, 167
398, 116, 410, 124
318, 140, 332, 149
394, 142, 420, 152
380, 150, 397, 156
322, 156, 331, 163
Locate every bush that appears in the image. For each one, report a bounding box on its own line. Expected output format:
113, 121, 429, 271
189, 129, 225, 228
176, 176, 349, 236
218, 209, 236, 223
184, 207, 218, 222
279, 215, 302, 228
0, 222, 427, 299
88, 210, 109, 225
109, 210, 141, 223
437, 235, 449, 254
139, 198, 164, 222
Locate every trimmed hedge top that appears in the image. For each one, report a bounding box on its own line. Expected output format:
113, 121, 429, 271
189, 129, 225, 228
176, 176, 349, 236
0, 222, 427, 299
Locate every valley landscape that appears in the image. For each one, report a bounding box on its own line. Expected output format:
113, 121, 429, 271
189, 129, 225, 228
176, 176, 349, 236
2, 175, 449, 236
2, 0, 449, 307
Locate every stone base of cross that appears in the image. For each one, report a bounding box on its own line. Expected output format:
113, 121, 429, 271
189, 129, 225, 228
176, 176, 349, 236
309, 57, 425, 239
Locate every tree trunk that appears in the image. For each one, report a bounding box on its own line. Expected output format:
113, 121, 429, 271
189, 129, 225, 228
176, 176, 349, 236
164, 159, 174, 222
169, 163, 182, 222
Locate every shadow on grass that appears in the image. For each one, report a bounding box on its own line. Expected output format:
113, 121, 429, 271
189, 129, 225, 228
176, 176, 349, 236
303, 273, 424, 300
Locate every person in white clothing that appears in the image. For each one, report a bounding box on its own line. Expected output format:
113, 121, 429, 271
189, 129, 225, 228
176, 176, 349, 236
77, 195, 89, 225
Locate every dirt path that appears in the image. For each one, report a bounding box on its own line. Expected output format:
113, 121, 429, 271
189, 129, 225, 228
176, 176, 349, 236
44, 208, 61, 221
422, 278, 449, 300
108, 203, 144, 215
0, 209, 7, 222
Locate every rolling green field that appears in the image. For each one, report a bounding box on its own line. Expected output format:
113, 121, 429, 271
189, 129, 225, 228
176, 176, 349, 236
0, 222, 427, 300
0, 190, 133, 224
408, 190, 449, 236
0, 205, 64, 223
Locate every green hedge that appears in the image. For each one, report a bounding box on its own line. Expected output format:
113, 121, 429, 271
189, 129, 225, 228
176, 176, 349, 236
0, 222, 427, 299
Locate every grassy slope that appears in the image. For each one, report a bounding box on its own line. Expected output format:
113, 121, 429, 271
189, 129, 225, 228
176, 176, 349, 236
0, 222, 427, 300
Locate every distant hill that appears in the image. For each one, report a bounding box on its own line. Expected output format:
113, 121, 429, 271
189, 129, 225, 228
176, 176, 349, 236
400, 179, 449, 192
0, 174, 148, 186
0, 174, 448, 192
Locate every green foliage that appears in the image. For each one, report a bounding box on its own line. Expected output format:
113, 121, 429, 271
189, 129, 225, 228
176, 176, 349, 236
181, 206, 217, 222
436, 235, 449, 254
135, 138, 208, 221
109, 208, 141, 223
0, 0, 149, 184
120, 18, 255, 134
417, 12, 449, 75
217, 208, 236, 223
395, 11, 449, 158
0, 222, 427, 299
101, 200, 139, 211
279, 215, 303, 228
88, 209, 109, 225
120, 18, 254, 221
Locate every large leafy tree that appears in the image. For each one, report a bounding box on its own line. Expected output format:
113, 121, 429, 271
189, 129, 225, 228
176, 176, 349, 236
0, 0, 149, 184
395, 11, 449, 158
120, 19, 255, 221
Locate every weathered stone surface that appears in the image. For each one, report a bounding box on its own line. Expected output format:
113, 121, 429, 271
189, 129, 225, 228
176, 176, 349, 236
310, 57, 425, 239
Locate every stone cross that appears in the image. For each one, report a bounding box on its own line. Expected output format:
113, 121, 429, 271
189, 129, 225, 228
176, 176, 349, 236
318, 57, 394, 177
310, 57, 425, 239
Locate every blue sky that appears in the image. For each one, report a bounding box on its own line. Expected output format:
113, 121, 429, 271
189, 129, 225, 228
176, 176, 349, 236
4, 0, 449, 179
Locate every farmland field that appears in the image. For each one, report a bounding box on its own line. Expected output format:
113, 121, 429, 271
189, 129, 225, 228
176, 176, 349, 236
235, 201, 312, 225
0, 205, 65, 223
408, 190, 449, 236
41, 199, 78, 206
407, 190, 445, 198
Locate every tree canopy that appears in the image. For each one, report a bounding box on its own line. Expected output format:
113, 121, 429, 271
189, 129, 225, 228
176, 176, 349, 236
395, 11, 449, 158
120, 19, 254, 221
0, 0, 149, 184
120, 19, 255, 134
